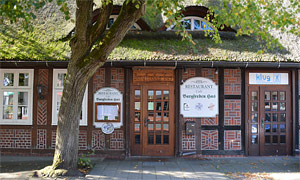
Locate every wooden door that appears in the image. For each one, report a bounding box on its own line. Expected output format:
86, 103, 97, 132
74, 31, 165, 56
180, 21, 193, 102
248, 85, 292, 156
130, 85, 174, 156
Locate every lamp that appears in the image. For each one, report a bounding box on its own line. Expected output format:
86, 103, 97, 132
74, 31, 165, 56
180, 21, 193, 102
37, 84, 45, 100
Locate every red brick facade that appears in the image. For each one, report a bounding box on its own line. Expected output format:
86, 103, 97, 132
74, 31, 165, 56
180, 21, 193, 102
201, 130, 218, 150
224, 69, 241, 95
0, 129, 31, 149
224, 130, 241, 150
182, 131, 196, 150
224, 100, 241, 126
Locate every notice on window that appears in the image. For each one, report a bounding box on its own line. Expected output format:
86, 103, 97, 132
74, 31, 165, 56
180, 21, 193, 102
180, 77, 218, 117
97, 105, 119, 121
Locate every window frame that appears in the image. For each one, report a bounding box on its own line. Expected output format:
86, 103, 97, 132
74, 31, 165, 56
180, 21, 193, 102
52, 69, 88, 126
107, 15, 141, 30
0, 69, 34, 125
167, 16, 215, 31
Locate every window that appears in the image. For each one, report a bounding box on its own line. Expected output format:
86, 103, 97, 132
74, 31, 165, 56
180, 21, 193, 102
107, 15, 141, 30
52, 69, 88, 126
0, 69, 34, 125
167, 16, 214, 31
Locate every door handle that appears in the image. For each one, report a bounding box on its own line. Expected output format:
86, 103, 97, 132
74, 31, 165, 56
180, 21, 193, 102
261, 118, 264, 129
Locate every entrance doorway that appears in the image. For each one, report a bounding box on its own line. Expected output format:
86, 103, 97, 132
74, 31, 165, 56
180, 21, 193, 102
248, 84, 292, 156
130, 68, 175, 156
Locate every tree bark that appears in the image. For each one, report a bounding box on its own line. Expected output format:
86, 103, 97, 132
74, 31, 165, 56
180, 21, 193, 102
46, 0, 146, 176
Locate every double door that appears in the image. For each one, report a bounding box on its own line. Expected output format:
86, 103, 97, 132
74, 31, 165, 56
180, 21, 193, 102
130, 85, 174, 156
248, 85, 291, 155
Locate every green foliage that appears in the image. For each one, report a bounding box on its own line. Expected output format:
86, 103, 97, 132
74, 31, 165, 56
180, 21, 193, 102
0, 25, 70, 60
77, 150, 95, 169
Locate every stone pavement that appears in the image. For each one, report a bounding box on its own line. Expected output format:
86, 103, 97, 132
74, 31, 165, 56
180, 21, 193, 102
0, 156, 299, 180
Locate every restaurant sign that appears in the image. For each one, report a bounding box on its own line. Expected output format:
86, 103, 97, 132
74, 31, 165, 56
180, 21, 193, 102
180, 77, 218, 117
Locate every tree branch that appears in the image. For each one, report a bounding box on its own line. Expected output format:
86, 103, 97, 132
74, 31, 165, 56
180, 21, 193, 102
90, 0, 113, 44
78, 0, 145, 72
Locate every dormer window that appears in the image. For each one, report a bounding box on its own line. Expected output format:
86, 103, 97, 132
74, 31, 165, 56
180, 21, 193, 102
107, 15, 141, 30
168, 16, 214, 31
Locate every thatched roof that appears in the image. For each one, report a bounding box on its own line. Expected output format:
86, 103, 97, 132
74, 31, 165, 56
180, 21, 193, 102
0, 0, 299, 63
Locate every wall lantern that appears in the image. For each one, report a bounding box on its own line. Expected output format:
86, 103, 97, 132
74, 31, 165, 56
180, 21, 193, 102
37, 84, 46, 100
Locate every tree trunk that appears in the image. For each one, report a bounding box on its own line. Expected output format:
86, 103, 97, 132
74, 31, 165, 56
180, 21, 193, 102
41, 0, 146, 177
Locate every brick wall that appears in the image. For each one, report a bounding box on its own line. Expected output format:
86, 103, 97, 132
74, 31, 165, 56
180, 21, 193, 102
51, 130, 88, 150
0, 129, 31, 149
110, 130, 124, 150
111, 68, 124, 94
182, 131, 196, 150
224, 69, 241, 95
224, 100, 241, 126
37, 129, 47, 149
37, 69, 48, 125
92, 130, 105, 150
224, 130, 241, 150
201, 130, 218, 150
93, 68, 105, 93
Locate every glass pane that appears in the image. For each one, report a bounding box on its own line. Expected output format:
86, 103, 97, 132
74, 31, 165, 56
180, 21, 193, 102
265, 92, 270, 100
272, 103, 278, 111
148, 112, 154, 122
272, 114, 278, 122
252, 102, 258, 112
272, 91, 278, 100
135, 124, 140, 132
272, 124, 277, 132
163, 124, 169, 131
156, 102, 162, 111
18, 92, 28, 105
280, 103, 286, 111
135, 102, 140, 110
280, 92, 285, 100
148, 102, 154, 110
280, 124, 286, 132
3, 92, 13, 105
163, 91, 169, 100
163, 113, 169, 122
148, 90, 154, 99
265, 113, 271, 122
135, 90, 140, 99
156, 91, 161, 100
280, 113, 286, 122
57, 73, 66, 87
251, 91, 258, 100
18, 106, 28, 120
3, 73, 14, 86
251, 113, 258, 123
265, 135, 271, 144
163, 135, 169, 144
163, 102, 169, 111
265, 124, 271, 133
156, 124, 161, 131
18, 73, 29, 86
135, 135, 140, 144
252, 124, 258, 133
251, 135, 258, 144
107, 18, 114, 28
182, 19, 191, 30
194, 19, 200, 30
3, 106, 13, 119
156, 112, 161, 122
273, 135, 278, 143
201, 21, 208, 30
135, 112, 140, 122
148, 124, 154, 131
265, 102, 271, 111
156, 135, 161, 144
148, 135, 154, 144
280, 135, 286, 143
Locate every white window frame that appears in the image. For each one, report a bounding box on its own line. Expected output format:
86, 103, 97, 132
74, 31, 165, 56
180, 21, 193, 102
0, 69, 34, 125
167, 16, 215, 31
52, 69, 88, 126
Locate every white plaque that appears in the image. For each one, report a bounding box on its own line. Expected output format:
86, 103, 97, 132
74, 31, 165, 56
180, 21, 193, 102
249, 73, 288, 85
101, 123, 114, 134
180, 77, 218, 117
94, 87, 123, 129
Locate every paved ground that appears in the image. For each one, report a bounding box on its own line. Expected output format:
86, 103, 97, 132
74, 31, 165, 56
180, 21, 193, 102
0, 156, 299, 180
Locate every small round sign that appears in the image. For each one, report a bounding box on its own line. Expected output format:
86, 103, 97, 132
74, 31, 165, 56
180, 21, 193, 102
101, 123, 114, 134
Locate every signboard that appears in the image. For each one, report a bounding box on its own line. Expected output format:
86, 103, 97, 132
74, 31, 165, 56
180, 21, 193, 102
133, 69, 174, 83
249, 73, 288, 85
94, 87, 123, 131
180, 77, 218, 117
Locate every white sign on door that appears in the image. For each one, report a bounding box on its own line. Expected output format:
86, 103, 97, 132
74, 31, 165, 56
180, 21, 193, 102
249, 73, 288, 85
180, 77, 218, 117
